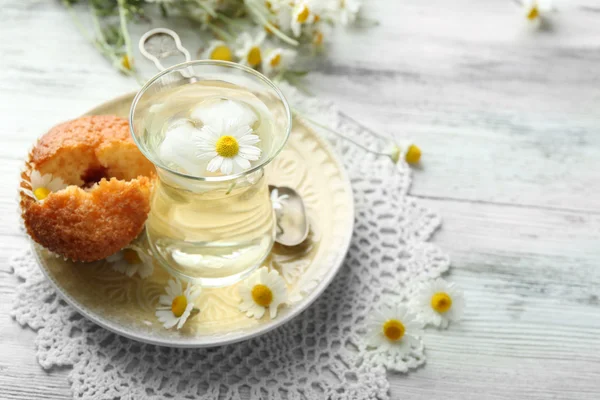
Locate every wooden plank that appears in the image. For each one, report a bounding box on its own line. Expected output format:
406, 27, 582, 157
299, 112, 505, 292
2, 199, 600, 399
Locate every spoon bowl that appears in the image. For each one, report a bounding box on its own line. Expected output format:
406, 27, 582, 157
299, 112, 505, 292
269, 185, 310, 247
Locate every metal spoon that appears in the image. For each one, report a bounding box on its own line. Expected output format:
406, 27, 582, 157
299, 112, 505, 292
269, 185, 310, 247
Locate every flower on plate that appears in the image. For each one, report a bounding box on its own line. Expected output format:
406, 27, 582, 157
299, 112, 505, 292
106, 245, 154, 279
194, 118, 262, 175
270, 187, 289, 212
23, 170, 68, 201
336, 0, 361, 26
155, 278, 202, 330
201, 40, 234, 62
262, 48, 297, 76
410, 279, 465, 328
235, 32, 266, 68
291, 0, 320, 37
239, 267, 287, 319
366, 303, 422, 355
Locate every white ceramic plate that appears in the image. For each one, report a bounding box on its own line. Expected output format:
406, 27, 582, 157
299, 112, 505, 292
31, 93, 354, 348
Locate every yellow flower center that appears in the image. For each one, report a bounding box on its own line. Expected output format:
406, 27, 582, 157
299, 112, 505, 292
210, 45, 233, 62
123, 249, 142, 265
247, 46, 262, 67
265, 0, 272, 10
171, 295, 188, 318
405, 144, 421, 164
215, 135, 240, 158
296, 5, 310, 23
313, 31, 324, 46
121, 55, 132, 71
383, 319, 405, 341
33, 187, 51, 200
527, 5, 539, 20
270, 53, 282, 67
251, 284, 273, 307
431, 292, 453, 313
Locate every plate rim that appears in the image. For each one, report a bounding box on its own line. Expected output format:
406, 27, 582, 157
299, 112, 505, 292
32, 92, 354, 348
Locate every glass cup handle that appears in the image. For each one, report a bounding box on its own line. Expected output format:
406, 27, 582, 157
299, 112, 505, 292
139, 28, 192, 72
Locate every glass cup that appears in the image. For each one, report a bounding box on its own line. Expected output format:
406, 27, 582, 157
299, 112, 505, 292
130, 61, 292, 287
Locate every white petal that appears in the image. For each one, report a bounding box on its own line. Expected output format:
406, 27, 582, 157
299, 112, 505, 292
231, 124, 254, 139
238, 134, 261, 145
220, 158, 234, 175
207, 156, 224, 172
176, 304, 195, 329
29, 170, 43, 188
233, 156, 251, 171
269, 304, 279, 319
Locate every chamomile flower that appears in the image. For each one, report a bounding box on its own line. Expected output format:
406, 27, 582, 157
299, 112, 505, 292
290, 0, 320, 37
262, 48, 297, 76
336, 0, 361, 26
23, 170, 68, 201
193, 118, 262, 175
106, 245, 154, 279
387, 142, 422, 165
155, 278, 201, 330
310, 24, 331, 50
410, 279, 465, 328
235, 32, 266, 68
270, 187, 289, 212
201, 40, 234, 62
519, 0, 553, 27
366, 304, 423, 355
239, 267, 287, 319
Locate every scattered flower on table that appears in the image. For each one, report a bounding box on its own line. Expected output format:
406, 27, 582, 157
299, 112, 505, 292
410, 279, 465, 329
517, 0, 554, 27
291, 0, 320, 37
405, 144, 422, 164
194, 118, 262, 175
201, 40, 234, 62
22, 170, 68, 202
235, 32, 266, 68
270, 187, 289, 213
61, 0, 369, 83
387, 143, 422, 165
262, 48, 297, 76
239, 267, 288, 319
336, 0, 362, 26
107, 245, 154, 279
366, 303, 423, 356
156, 278, 202, 330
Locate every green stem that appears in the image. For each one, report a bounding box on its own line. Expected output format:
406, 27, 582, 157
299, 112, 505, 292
117, 0, 134, 68
64, 2, 128, 75
207, 22, 235, 41
244, 1, 299, 46
194, 0, 217, 18
292, 108, 392, 157
336, 111, 394, 142
63, 2, 94, 44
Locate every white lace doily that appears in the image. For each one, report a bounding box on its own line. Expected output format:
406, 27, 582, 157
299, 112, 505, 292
10, 84, 450, 400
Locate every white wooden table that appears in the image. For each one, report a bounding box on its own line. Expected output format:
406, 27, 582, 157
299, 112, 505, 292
2, 1, 599, 399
